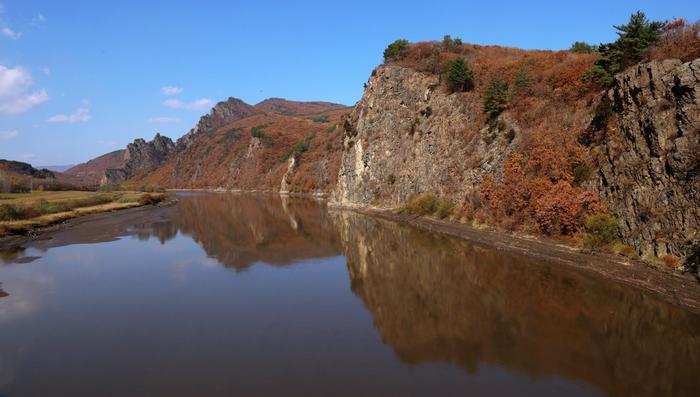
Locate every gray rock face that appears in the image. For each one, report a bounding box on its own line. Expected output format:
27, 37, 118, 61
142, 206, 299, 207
102, 133, 175, 184
176, 97, 259, 151
591, 59, 700, 261
332, 64, 518, 207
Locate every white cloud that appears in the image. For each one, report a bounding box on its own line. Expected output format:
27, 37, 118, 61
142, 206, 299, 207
0, 65, 49, 113
42, 66, 50, 76
47, 108, 92, 123
0, 130, 18, 140
19, 153, 35, 159
148, 116, 180, 124
164, 98, 212, 110
161, 86, 183, 95
1, 26, 20, 40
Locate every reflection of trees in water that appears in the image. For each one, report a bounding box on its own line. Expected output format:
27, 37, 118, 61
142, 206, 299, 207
164, 194, 340, 270
331, 211, 700, 397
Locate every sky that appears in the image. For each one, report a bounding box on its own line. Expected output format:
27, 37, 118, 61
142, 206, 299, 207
0, 1, 698, 166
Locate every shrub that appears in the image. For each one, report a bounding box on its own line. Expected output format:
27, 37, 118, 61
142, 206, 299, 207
294, 140, 309, 154
512, 67, 533, 95
311, 115, 329, 123
569, 41, 597, 53
251, 125, 267, 138
435, 197, 455, 219
483, 78, 509, 117
383, 39, 409, 62
138, 194, 162, 206
620, 245, 638, 258
442, 35, 462, 51
0, 204, 24, 221
444, 58, 474, 93
647, 18, 700, 62
583, 213, 619, 248
399, 193, 438, 215
662, 254, 680, 268
325, 125, 337, 133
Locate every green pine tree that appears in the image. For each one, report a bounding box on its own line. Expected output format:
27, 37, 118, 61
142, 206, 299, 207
444, 58, 474, 93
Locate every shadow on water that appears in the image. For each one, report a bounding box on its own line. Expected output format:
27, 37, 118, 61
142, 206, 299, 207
0, 193, 698, 396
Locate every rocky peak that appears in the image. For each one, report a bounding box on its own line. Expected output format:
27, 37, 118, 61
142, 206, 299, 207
176, 97, 260, 151
103, 133, 175, 184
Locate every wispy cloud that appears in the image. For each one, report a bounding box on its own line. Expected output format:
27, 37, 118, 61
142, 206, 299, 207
1, 26, 20, 39
0, 130, 18, 141
47, 108, 92, 123
161, 86, 183, 96
148, 116, 181, 124
19, 153, 35, 160
0, 65, 49, 114
164, 98, 212, 110
41, 66, 50, 76
31, 13, 46, 25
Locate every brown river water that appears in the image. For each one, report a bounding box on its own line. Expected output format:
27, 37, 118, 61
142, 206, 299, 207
0, 192, 698, 396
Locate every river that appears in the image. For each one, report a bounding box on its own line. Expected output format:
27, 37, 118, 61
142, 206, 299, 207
0, 193, 698, 396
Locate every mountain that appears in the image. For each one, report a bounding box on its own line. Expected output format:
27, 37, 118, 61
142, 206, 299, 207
36, 165, 75, 172
64, 150, 125, 185
69, 43, 699, 265
255, 98, 346, 115
133, 104, 347, 191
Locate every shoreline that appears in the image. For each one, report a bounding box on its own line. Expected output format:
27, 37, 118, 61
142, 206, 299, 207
0, 197, 176, 248
4, 189, 698, 314
333, 204, 700, 315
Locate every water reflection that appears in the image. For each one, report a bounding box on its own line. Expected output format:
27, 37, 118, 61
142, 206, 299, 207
0, 193, 698, 396
332, 211, 700, 397
167, 193, 339, 269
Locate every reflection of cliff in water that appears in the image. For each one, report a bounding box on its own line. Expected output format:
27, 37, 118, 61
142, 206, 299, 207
331, 211, 700, 397
0, 284, 8, 298
167, 194, 340, 270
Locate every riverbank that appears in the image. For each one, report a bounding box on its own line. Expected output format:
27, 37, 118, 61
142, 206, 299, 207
331, 204, 700, 315
0, 191, 173, 244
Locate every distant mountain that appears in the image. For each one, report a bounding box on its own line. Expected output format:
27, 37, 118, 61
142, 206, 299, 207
36, 164, 75, 172
0, 159, 55, 179
72, 97, 349, 188
254, 98, 346, 116
64, 150, 126, 185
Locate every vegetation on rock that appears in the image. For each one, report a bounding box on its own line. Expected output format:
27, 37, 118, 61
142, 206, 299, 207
445, 58, 474, 93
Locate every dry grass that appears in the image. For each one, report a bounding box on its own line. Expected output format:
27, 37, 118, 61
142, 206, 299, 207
0, 190, 100, 204
0, 191, 165, 237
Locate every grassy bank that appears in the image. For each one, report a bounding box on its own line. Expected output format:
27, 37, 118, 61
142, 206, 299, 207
0, 191, 167, 237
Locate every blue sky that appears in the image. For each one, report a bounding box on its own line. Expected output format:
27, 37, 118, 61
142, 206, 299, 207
0, 0, 697, 166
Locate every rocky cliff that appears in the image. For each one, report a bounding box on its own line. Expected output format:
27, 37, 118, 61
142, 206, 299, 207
331, 51, 699, 264
589, 59, 700, 260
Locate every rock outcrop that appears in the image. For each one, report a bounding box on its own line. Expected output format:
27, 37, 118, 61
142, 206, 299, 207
176, 97, 260, 151
332, 64, 518, 207
590, 59, 700, 261
102, 133, 175, 184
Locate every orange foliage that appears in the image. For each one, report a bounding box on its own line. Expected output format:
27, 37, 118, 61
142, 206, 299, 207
647, 19, 700, 62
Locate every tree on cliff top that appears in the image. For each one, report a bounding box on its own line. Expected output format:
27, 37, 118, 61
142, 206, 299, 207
444, 58, 474, 93
584, 11, 665, 86
383, 39, 409, 62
